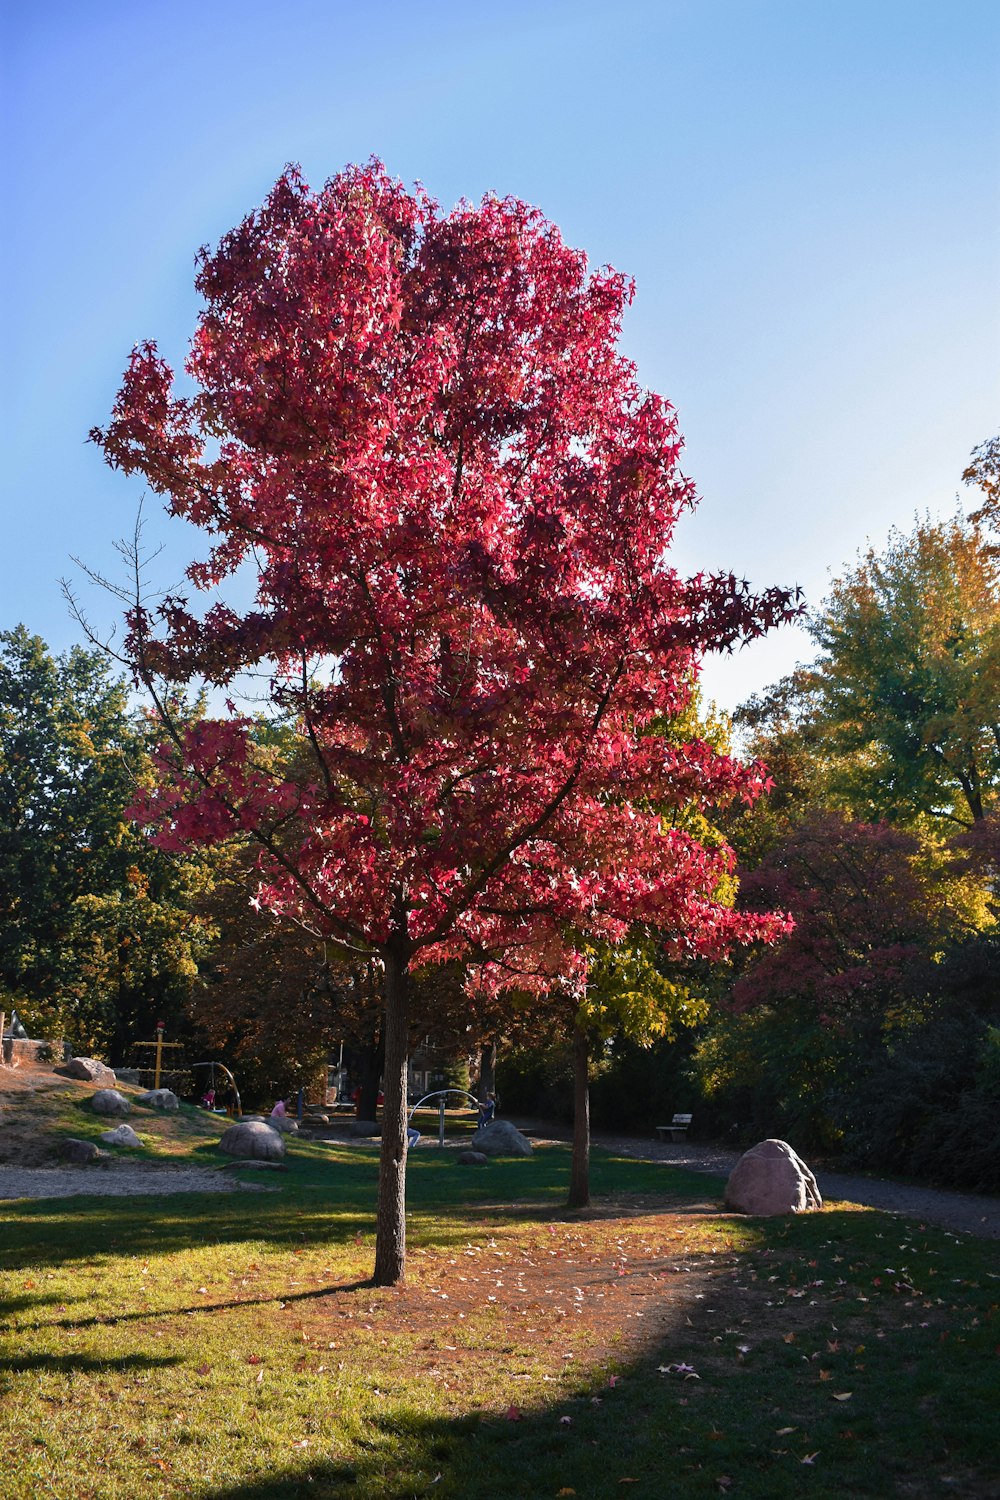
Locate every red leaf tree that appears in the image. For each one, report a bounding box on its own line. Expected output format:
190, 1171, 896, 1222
92, 163, 797, 1284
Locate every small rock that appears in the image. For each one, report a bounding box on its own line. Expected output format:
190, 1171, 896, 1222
349, 1119, 381, 1138
267, 1116, 299, 1134
60, 1057, 117, 1087
219, 1120, 287, 1161
91, 1089, 131, 1117
99, 1124, 143, 1148
455, 1149, 489, 1166
724, 1139, 823, 1216
62, 1138, 107, 1164
470, 1120, 533, 1157
136, 1088, 179, 1110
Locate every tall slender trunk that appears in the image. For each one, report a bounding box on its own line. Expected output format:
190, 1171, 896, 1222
373, 935, 411, 1286
357, 1029, 384, 1121
568, 1021, 590, 1210
477, 1038, 497, 1103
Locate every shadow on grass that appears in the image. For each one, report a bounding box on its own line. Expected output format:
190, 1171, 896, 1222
41, 1278, 375, 1332
1, 1352, 180, 1375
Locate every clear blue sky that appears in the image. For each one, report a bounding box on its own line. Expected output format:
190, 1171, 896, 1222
5, 0, 999, 710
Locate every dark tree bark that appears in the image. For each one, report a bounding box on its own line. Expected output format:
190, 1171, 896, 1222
357, 1029, 384, 1121
568, 1021, 590, 1209
477, 1038, 497, 1103
373, 935, 411, 1286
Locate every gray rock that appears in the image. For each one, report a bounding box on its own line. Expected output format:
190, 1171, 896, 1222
99, 1124, 143, 1148
136, 1088, 179, 1110
455, 1149, 489, 1166
62, 1056, 117, 1087
724, 1139, 823, 1216
218, 1119, 287, 1161
349, 1119, 381, 1137
91, 1089, 131, 1117
470, 1120, 533, 1157
114, 1068, 142, 1085
222, 1159, 290, 1172
62, 1137, 107, 1164
266, 1115, 299, 1134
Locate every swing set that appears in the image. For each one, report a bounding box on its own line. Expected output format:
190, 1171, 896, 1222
191, 1060, 243, 1117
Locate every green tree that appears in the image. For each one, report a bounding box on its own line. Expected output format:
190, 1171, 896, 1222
0, 628, 214, 1056
741, 517, 1000, 833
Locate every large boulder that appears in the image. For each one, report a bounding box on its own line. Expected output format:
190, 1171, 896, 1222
91, 1089, 131, 1117
470, 1120, 533, 1157
267, 1115, 299, 1134
724, 1139, 822, 1216
99, 1124, 143, 1148
62, 1056, 117, 1087
136, 1088, 179, 1111
349, 1119, 381, 1138
62, 1138, 107, 1164
219, 1119, 287, 1161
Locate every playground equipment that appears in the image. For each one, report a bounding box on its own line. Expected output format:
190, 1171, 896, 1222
407, 1088, 482, 1147
191, 1060, 242, 1116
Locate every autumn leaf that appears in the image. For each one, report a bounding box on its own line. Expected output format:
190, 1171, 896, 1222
833, 1392, 853, 1401
505, 1405, 523, 1422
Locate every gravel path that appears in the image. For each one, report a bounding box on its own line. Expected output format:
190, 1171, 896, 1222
0, 1163, 266, 1199
593, 1132, 1000, 1240
501, 1118, 1000, 1240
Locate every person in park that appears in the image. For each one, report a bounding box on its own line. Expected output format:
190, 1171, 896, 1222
270, 1098, 287, 1119
477, 1093, 496, 1129
89, 161, 797, 1286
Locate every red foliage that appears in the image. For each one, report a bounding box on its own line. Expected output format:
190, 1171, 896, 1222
732, 814, 931, 1021
95, 162, 797, 988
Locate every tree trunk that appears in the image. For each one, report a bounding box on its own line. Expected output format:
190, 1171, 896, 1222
568, 1021, 590, 1209
477, 1038, 497, 1103
357, 1029, 384, 1121
373, 936, 411, 1286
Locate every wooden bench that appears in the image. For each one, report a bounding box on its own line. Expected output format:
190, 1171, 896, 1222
656, 1113, 692, 1142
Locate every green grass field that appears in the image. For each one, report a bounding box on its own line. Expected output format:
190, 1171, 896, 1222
1, 1107, 998, 1499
